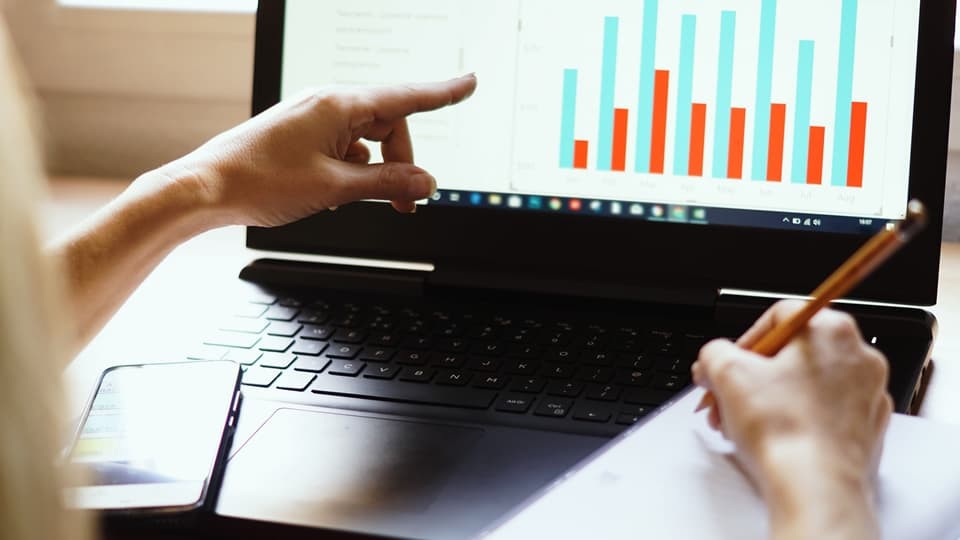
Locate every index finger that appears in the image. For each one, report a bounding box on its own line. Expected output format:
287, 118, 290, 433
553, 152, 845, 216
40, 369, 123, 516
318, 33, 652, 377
361, 74, 478, 121
736, 300, 808, 350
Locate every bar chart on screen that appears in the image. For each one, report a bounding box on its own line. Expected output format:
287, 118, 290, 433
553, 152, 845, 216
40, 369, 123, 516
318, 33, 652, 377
510, 0, 919, 218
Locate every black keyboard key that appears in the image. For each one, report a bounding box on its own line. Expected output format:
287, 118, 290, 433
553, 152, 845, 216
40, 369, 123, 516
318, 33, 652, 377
624, 389, 674, 406
396, 350, 431, 366
223, 349, 261, 366
331, 315, 361, 328
616, 413, 643, 426
436, 370, 472, 387
259, 352, 297, 369
334, 329, 367, 344
573, 404, 613, 423
399, 367, 435, 383
221, 318, 269, 334
276, 371, 316, 392
293, 357, 331, 373
365, 365, 401, 380
297, 310, 330, 325
359, 347, 396, 363
205, 332, 260, 349
435, 338, 469, 352
301, 325, 335, 341
546, 348, 577, 363
653, 373, 689, 392
277, 297, 303, 308
542, 364, 575, 379
258, 337, 294, 353
495, 394, 534, 413
472, 343, 505, 357
370, 333, 402, 347
402, 336, 434, 349
311, 377, 495, 410
539, 332, 571, 346
242, 367, 281, 388
534, 398, 573, 419
507, 345, 541, 359
617, 353, 653, 370
267, 322, 303, 338
474, 375, 509, 390
327, 344, 361, 359
511, 377, 546, 394
655, 357, 690, 374
328, 360, 366, 377
504, 360, 538, 375
547, 381, 583, 397
582, 351, 614, 366
577, 367, 615, 384
264, 305, 299, 322
586, 384, 622, 402
614, 369, 653, 387
467, 357, 501, 373
291, 340, 327, 357
433, 354, 467, 369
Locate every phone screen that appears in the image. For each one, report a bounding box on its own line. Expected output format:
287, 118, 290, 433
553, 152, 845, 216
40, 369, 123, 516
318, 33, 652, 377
68, 361, 240, 511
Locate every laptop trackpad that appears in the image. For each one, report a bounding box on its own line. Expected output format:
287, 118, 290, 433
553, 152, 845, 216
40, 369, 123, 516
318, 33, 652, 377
218, 408, 484, 525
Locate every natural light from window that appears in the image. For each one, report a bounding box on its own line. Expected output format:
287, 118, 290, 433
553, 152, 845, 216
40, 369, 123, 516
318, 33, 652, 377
58, 0, 256, 12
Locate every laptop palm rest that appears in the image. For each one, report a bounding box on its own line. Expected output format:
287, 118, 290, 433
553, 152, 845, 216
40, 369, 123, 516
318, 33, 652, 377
216, 404, 605, 539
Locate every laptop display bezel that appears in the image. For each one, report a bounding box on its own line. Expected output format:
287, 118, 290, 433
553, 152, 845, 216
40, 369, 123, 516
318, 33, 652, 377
248, 0, 954, 306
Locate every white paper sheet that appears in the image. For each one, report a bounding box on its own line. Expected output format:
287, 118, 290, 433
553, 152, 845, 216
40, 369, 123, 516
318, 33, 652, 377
483, 389, 960, 540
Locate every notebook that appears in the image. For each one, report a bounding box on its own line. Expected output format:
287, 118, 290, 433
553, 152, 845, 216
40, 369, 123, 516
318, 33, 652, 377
482, 389, 960, 540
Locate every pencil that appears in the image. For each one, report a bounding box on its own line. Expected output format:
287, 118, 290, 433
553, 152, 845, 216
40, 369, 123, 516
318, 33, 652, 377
695, 200, 929, 413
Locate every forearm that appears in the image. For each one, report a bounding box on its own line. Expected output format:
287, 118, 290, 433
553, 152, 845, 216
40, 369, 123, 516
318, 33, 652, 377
52, 170, 220, 346
761, 440, 879, 540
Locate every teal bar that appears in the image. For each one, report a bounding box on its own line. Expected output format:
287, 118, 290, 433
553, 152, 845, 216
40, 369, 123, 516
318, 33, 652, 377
597, 16, 619, 171
751, 0, 778, 180
791, 41, 815, 183
711, 11, 736, 179
673, 15, 697, 176
635, 0, 659, 173
831, 0, 859, 186
559, 69, 579, 169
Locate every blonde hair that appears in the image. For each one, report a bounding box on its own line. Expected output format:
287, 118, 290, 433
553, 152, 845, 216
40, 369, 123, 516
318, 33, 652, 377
0, 15, 92, 540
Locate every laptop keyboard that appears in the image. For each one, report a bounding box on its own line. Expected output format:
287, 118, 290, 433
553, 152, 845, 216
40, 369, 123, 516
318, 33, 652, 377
191, 292, 711, 434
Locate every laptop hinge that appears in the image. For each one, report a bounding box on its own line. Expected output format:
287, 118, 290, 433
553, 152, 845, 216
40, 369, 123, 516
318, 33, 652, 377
239, 259, 427, 296
427, 267, 720, 308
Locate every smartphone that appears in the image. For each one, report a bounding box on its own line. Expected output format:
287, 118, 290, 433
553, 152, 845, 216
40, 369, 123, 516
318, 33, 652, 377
66, 361, 242, 516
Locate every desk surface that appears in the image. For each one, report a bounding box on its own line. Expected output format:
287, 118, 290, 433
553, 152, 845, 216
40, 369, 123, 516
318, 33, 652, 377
46, 177, 960, 427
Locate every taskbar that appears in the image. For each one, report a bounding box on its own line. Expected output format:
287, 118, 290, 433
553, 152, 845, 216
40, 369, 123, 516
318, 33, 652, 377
427, 190, 890, 235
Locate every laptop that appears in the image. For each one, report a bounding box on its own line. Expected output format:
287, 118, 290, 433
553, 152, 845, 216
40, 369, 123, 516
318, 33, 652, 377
196, 1, 955, 539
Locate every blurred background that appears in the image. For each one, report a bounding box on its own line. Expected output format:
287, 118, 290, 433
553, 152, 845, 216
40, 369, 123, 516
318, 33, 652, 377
2, 0, 960, 239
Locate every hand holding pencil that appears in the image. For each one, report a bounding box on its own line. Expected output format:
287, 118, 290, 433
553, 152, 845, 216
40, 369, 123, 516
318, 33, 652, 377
694, 200, 929, 417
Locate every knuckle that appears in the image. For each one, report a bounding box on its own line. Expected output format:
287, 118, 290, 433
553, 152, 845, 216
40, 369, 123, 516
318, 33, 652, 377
815, 310, 860, 339
773, 299, 807, 317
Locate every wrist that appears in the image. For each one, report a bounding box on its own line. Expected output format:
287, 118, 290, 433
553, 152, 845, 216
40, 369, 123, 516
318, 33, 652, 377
135, 162, 228, 238
758, 437, 878, 540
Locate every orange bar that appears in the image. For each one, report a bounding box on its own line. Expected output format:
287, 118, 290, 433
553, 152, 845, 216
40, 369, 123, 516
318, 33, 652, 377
847, 102, 868, 188
650, 70, 670, 174
574, 140, 589, 170
728, 107, 746, 180
807, 126, 826, 185
689, 103, 707, 177
612, 108, 629, 172
767, 103, 787, 182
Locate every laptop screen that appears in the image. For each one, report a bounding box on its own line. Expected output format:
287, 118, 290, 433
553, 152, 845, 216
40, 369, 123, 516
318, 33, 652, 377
279, 1, 920, 236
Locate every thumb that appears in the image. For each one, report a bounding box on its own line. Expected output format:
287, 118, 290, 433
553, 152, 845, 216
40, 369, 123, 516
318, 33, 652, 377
330, 160, 437, 206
